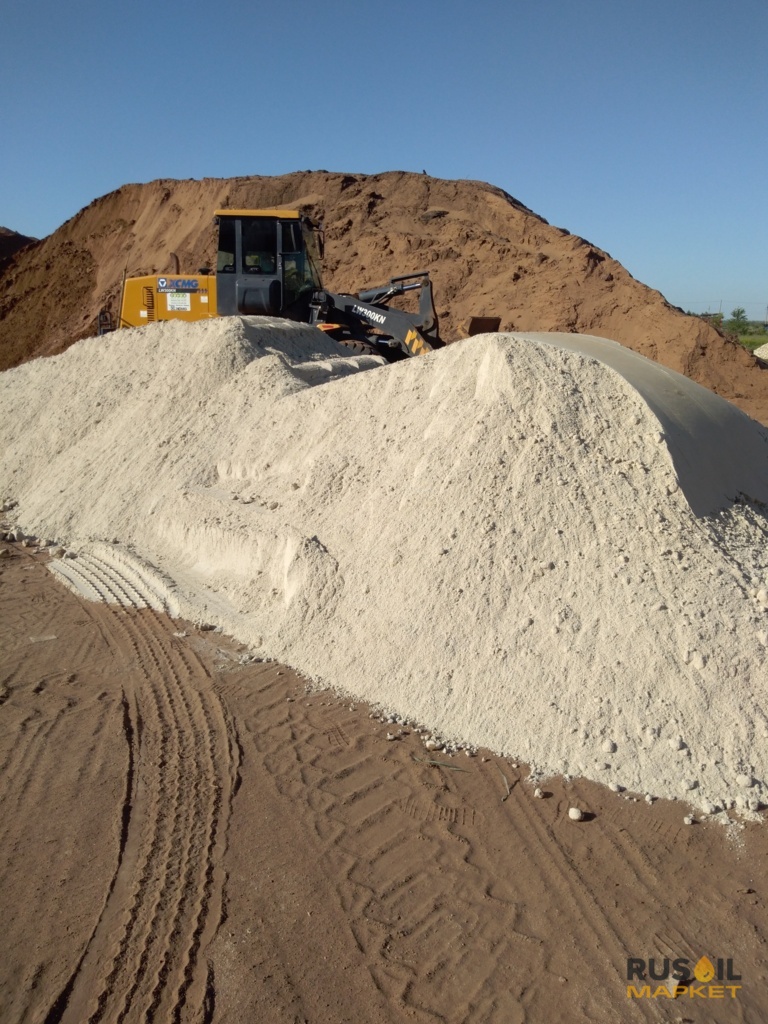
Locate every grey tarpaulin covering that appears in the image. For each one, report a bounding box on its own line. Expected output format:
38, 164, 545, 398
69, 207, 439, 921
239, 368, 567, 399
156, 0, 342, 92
508, 333, 768, 517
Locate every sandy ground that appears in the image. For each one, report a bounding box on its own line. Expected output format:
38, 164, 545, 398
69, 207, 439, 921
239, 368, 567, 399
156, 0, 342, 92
2, 542, 767, 1024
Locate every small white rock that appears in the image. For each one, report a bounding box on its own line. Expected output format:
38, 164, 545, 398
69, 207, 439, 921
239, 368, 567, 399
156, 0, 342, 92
533, 787, 544, 799
683, 815, 694, 825
568, 807, 584, 821
602, 739, 617, 754
736, 773, 753, 788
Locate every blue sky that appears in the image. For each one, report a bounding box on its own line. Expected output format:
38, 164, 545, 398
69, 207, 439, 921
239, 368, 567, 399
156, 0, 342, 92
2, 0, 766, 319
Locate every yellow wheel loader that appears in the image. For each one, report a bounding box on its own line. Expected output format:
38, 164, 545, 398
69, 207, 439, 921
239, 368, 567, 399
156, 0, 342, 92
110, 210, 498, 361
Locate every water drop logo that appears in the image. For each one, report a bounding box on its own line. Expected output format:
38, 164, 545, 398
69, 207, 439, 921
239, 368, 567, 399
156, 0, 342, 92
693, 956, 715, 983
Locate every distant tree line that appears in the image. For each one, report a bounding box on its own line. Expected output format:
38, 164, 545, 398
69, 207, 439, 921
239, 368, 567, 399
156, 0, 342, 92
691, 308, 767, 335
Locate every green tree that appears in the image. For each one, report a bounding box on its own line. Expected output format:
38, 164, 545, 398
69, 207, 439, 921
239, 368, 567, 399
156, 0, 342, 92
728, 307, 749, 331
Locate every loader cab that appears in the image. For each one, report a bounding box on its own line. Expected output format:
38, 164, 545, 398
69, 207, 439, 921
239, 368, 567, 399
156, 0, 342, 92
214, 209, 323, 321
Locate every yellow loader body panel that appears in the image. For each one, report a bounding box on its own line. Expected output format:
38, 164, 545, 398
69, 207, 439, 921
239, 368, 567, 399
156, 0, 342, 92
119, 273, 217, 328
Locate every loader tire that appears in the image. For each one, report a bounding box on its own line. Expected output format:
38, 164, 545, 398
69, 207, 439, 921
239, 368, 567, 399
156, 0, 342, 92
337, 338, 382, 358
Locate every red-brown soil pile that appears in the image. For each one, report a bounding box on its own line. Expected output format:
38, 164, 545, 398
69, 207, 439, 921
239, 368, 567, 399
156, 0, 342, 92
0, 226, 36, 267
1, 171, 765, 423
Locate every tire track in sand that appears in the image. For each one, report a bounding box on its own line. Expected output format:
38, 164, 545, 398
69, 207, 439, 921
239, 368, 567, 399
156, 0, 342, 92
234, 675, 669, 1024
42, 553, 237, 1024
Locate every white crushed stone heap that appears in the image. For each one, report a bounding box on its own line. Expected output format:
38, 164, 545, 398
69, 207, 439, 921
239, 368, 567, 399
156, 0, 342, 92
2, 316, 768, 816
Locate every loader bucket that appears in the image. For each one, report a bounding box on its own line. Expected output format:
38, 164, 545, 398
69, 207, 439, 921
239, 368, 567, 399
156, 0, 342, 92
465, 316, 502, 337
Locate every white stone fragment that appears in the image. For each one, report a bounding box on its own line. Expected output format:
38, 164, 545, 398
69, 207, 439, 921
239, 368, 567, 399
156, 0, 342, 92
568, 807, 584, 821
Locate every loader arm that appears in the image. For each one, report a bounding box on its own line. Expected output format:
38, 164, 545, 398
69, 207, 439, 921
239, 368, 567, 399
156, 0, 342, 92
310, 272, 443, 359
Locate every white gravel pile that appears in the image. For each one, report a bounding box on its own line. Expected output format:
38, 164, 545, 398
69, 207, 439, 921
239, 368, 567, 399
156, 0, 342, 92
2, 316, 767, 815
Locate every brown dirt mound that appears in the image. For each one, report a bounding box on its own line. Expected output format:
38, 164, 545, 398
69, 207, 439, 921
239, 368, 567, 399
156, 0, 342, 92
0, 226, 36, 271
1, 171, 765, 423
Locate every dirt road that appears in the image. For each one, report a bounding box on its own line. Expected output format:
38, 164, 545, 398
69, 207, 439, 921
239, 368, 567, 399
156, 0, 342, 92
1, 545, 766, 1023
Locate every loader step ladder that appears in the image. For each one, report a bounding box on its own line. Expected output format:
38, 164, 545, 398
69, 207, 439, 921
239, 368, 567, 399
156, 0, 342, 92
97, 309, 115, 335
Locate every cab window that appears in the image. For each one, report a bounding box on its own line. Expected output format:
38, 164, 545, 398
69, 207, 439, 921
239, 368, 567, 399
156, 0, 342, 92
241, 218, 277, 274
217, 217, 236, 272
282, 219, 322, 306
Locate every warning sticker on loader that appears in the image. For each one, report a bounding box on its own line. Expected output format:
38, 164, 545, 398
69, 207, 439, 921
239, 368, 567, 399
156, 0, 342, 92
166, 292, 191, 312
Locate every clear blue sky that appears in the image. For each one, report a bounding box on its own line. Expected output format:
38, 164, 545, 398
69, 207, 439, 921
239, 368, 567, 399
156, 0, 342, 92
2, 0, 766, 319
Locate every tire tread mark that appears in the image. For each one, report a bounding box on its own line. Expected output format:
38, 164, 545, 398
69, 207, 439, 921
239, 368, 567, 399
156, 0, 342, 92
35, 554, 235, 1024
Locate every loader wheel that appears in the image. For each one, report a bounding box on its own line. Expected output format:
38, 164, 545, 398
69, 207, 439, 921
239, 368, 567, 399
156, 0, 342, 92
337, 338, 382, 358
